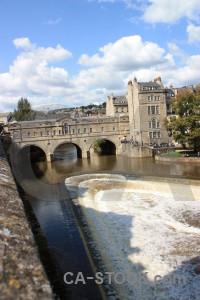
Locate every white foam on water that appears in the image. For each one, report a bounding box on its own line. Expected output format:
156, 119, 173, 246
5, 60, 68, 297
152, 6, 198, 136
65, 175, 200, 300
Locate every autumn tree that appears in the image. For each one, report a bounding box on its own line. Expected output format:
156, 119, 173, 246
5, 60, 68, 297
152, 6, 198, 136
165, 92, 200, 152
13, 98, 35, 121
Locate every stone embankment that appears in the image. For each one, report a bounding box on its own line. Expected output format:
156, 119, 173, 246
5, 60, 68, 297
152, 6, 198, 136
0, 140, 53, 300
155, 155, 200, 163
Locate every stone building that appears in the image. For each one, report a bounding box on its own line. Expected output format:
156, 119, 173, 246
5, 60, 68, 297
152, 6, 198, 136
106, 77, 170, 145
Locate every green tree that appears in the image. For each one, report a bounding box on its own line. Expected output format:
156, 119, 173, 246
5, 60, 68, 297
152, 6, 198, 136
13, 98, 35, 121
165, 92, 200, 152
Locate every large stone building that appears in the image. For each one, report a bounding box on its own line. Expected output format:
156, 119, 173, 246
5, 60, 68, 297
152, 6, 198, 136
106, 76, 176, 145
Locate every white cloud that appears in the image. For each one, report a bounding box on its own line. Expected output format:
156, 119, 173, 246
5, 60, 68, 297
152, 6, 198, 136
45, 18, 62, 25
13, 37, 33, 49
79, 35, 168, 71
187, 23, 200, 44
142, 0, 200, 24
0, 35, 199, 112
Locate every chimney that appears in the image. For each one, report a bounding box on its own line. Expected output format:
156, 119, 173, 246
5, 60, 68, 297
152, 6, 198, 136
154, 76, 163, 88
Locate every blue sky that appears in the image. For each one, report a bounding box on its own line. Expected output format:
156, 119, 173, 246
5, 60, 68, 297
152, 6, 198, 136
0, 0, 200, 112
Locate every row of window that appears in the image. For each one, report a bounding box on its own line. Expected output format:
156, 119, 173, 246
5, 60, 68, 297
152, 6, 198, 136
116, 107, 128, 113
27, 126, 128, 137
148, 105, 159, 115
148, 119, 160, 129
149, 131, 161, 139
148, 95, 160, 101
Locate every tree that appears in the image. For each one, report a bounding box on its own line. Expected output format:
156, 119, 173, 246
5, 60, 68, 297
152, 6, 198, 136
13, 98, 35, 121
165, 92, 200, 152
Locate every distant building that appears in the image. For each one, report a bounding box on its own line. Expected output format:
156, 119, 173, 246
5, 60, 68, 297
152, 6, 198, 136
0, 112, 12, 124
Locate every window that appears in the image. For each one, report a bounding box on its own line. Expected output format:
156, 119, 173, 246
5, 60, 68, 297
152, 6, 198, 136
148, 121, 151, 129
153, 132, 156, 138
53, 130, 56, 135
28, 132, 30, 138
116, 108, 118, 113
34, 132, 37, 137
148, 96, 150, 101
151, 106, 155, 114
158, 96, 160, 100
151, 95, 153, 101
121, 107, 124, 112
78, 128, 80, 134
101, 127, 104, 132
157, 121, 160, 128
84, 128, 86, 133
167, 105, 170, 110
90, 128, 92, 133
149, 132, 152, 139
64, 124, 68, 134
152, 119, 156, 129
156, 105, 159, 114
155, 96, 157, 101
148, 106, 151, 115
113, 126, 115, 131
40, 131, 43, 136
59, 130, 61, 135
72, 129, 75, 134
47, 131, 50, 135
157, 132, 161, 138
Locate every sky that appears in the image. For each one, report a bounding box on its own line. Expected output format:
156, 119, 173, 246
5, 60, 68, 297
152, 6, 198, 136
0, 0, 200, 112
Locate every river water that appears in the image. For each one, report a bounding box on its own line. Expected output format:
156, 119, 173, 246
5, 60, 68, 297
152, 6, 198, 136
16, 147, 200, 300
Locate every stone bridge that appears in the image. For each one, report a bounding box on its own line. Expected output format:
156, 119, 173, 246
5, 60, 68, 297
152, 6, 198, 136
7, 116, 130, 161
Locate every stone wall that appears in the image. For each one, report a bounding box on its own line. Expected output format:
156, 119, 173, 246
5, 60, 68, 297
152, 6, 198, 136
155, 155, 200, 163
0, 139, 53, 300
119, 143, 153, 158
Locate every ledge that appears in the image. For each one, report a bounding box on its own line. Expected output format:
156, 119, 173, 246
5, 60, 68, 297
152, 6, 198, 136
0, 140, 53, 300
155, 155, 200, 163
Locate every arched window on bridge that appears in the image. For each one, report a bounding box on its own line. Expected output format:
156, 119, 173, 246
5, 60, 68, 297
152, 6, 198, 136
63, 124, 68, 134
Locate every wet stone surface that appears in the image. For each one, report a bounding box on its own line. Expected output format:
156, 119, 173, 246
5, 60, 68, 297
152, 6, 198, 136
0, 140, 53, 300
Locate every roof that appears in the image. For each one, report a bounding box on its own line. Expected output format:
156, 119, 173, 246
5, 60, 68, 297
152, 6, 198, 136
112, 96, 128, 105
0, 112, 12, 117
138, 82, 162, 90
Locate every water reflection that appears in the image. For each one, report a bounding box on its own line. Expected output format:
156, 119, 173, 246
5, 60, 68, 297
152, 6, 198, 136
38, 151, 200, 184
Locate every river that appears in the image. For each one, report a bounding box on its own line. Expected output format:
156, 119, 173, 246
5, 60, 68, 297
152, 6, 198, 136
15, 147, 200, 300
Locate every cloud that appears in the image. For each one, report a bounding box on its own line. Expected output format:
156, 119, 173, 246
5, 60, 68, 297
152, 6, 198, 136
13, 37, 33, 49
0, 38, 73, 111
79, 35, 169, 71
142, 0, 200, 24
0, 35, 199, 112
187, 23, 200, 44
89, 0, 200, 24
45, 18, 62, 25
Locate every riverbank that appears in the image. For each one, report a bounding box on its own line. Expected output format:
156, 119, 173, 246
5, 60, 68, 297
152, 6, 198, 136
155, 155, 200, 163
0, 139, 53, 300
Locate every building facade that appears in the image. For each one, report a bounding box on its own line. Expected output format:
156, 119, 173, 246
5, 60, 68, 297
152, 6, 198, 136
106, 77, 174, 145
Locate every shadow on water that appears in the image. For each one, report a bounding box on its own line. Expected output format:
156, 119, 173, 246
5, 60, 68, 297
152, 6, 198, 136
9, 142, 200, 299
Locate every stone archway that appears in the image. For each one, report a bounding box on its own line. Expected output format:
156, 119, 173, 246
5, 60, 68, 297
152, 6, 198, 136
89, 138, 117, 155
53, 142, 83, 160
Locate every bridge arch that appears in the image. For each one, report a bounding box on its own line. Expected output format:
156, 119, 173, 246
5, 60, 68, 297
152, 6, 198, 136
53, 142, 83, 159
89, 138, 116, 155
18, 144, 46, 161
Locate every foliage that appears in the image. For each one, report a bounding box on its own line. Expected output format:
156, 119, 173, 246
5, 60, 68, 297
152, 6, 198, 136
165, 92, 200, 151
92, 139, 106, 152
13, 98, 35, 121
163, 152, 183, 158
